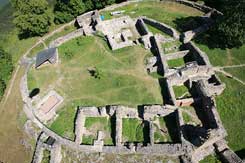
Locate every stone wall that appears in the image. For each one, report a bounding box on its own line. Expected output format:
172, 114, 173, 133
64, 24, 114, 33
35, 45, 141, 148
115, 109, 123, 146
136, 18, 149, 36
142, 17, 180, 39
165, 50, 190, 60
74, 109, 85, 144
185, 42, 211, 66
50, 142, 62, 163
176, 0, 223, 15
49, 29, 84, 48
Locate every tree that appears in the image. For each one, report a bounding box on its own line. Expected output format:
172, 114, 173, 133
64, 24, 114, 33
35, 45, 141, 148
0, 47, 13, 100
0, 79, 6, 100
216, 1, 245, 47
54, 0, 86, 24
11, 0, 53, 38
92, 0, 116, 9
204, 0, 245, 48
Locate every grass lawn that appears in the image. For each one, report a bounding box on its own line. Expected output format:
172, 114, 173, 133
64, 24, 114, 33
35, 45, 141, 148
122, 118, 144, 142
31, 36, 163, 139
182, 112, 193, 124
224, 67, 245, 82
167, 58, 185, 68
41, 149, 51, 163
145, 24, 172, 38
216, 74, 245, 157
29, 36, 163, 106
49, 105, 77, 140
162, 40, 182, 54
154, 117, 173, 143
172, 85, 190, 98
100, 1, 203, 31
196, 43, 245, 67
83, 117, 113, 145
200, 154, 221, 163
27, 43, 45, 58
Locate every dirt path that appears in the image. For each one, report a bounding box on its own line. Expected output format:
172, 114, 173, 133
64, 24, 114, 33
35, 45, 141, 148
214, 67, 245, 85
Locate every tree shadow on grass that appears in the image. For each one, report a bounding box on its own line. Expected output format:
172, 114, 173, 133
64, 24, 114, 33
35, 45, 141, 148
235, 149, 245, 159
29, 88, 40, 98
173, 16, 204, 32
173, 16, 229, 49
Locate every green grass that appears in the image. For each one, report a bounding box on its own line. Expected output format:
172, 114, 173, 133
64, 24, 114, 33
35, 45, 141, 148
162, 40, 182, 54
29, 36, 163, 108
83, 117, 113, 145
182, 112, 193, 124
41, 149, 51, 163
122, 118, 144, 142
44, 25, 77, 46
224, 67, 245, 82
49, 105, 77, 140
100, 1, 203, 31
27, 43, 45, 58
154, 118, 172, 143
196, 44, 245, 67
167, 58, 185, 68
82, 135, 94, 145
200, 154, 221, 163
216, 74, 245, 153
146, 24, 172, 38
173, 85, 190, 98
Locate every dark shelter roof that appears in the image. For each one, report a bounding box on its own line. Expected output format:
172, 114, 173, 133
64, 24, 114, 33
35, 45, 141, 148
35, 48, 57, 68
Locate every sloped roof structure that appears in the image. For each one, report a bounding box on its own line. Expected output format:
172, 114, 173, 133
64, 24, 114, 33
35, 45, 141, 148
35, 48, 57, 68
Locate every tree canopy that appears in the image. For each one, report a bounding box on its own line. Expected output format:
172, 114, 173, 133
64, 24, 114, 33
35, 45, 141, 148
205, 0, 245, 48
0, 47, 13, 100
11, 0, 53, 38
54, 0, 86, 24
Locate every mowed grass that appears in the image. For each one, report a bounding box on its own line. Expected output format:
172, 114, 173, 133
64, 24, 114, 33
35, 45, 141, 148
49, 105, 77, 140
122, 118, 144, 142
30, 36, 163, 139
83, 117, 113, 145
29, 36, 163, 106
100, 1, 203, 31
173, 85, 191, 98
224, 67, 245, 82
216, 74, 245, 155
200, 154, 221, 163
196, 43, 245, 67
167, 58, 185, 68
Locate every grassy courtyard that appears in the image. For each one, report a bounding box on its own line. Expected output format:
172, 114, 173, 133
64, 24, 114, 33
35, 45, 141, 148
83, 117, 113, 145
28, 36, 163, 107
29, 36, 163, 139
153, 113, 180, 143
122, 118, 144, 143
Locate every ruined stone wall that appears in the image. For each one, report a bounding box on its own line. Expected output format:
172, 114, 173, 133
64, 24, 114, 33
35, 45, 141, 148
153, 35, 169, 74
142, 17, 180, 39
74, 109, 85, 144
166, 79, 177, 105
50, 142, 62, 163
185, 42, 211, 66
182, 22, 213, 43
136, 18, 149, 36
165, 50, 189, 60
176, 0, 222, 14
49, 28, 84, 48
115, 109, 123, 146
